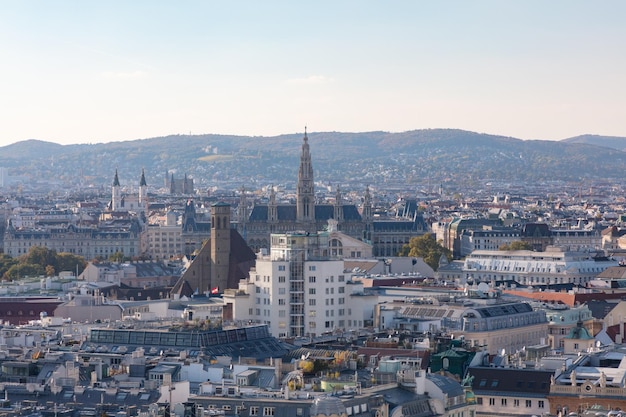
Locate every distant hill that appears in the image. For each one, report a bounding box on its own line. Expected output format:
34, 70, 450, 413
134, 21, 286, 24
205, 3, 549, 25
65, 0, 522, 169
0, 139, 67, 160
561, 135, 626, 152
2, 129, 626, 191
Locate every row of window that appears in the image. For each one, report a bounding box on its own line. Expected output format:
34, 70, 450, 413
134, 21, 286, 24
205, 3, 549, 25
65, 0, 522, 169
478, 397, 545, 408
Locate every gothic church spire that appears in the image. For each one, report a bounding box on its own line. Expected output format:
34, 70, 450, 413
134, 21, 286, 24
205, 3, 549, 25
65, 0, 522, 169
296, 127, 315, 228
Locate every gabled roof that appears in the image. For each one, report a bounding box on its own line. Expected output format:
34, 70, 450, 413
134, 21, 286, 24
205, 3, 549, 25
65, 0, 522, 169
248, 204, 363, 222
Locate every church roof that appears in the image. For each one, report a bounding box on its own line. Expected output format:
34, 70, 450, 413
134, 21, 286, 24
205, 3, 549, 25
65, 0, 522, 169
248, 204, 363, 222
177, 228, 256, 291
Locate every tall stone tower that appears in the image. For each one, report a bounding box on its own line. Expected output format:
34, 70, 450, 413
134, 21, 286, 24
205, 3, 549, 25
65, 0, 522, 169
211, 202, 231, 293
112, 169, 121, 211
268, 185, 278, 224
333, 186, 343, 223
362, 185, 372, 221
362, 185, 373, 242
296, 128, 315, 230
237, 186, 248, 238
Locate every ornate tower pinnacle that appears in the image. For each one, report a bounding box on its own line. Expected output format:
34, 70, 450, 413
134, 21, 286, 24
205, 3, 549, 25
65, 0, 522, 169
139, 168, 148, 209
363, 185, 372, 221
268, 185, 278, 223
334, 186, 343, 223
296, 128, 315, 228
112, 169, 121, 211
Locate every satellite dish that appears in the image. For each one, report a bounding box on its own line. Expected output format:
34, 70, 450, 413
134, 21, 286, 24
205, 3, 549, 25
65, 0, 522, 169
477, 282, 490, 293
596, 340, 601, 348
500, 348, 506, 356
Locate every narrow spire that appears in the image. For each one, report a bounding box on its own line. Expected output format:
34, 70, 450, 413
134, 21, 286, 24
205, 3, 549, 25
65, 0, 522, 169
139, 168, 147, 186
113, 169, 120, 187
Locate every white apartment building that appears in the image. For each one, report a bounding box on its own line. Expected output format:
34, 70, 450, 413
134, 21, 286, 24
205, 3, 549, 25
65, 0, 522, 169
463, 247, 618, 287
223, 231, 373, 338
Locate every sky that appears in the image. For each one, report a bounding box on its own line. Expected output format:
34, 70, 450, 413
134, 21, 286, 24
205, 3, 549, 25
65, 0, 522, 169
1, 1, 625, 146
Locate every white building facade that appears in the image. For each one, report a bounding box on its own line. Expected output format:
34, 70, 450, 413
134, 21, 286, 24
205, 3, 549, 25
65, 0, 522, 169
223, 231, 371, 338
463, 247, 618, 287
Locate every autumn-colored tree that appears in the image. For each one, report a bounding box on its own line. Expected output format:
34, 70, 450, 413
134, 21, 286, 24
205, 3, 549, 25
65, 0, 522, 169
45, 265, 55, 277
398, 233, 451, 271
300, 360, 315, 374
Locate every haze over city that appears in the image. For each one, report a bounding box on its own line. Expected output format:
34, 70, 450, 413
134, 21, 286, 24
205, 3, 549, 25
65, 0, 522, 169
1, 1, 625, 147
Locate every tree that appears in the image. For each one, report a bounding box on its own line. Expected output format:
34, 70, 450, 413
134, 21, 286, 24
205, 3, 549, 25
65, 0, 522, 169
56, 252, 87, 276
399, 233, 451, 271
498, 241, 533, 251
45, 265, 56, 277
4, 263, 43, 280
300, 360, 315, 374
2, 247, 87, 280
20, 246, 57, 271
0, 254, 18, 279
109, 251, 127, 263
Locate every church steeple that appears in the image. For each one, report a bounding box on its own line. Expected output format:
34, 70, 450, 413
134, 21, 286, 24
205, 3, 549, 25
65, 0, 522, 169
268, 185, 278, 223
363, 185, 372, 221
237, 186, 248, 238
112, 169, 121, 211
334, 186, 343, 223
139, 168, 148, 209
296, 127, 315, 228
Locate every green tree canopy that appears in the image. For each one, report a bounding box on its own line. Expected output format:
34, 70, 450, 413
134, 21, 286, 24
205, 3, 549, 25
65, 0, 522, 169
1, 246, 87, 281
20, 246, 57, 269
0, 254, 18, 278
5, 263, 44, 280
398, 233, 451, 271
498, 241, 533, 251
56, 252, 88, 275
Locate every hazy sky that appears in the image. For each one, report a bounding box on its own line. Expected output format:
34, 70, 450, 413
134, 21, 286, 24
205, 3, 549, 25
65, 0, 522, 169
1, 1, 625, 146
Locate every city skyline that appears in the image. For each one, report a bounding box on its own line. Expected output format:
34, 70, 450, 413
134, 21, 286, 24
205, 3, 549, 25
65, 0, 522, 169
1, 1, 625, 146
